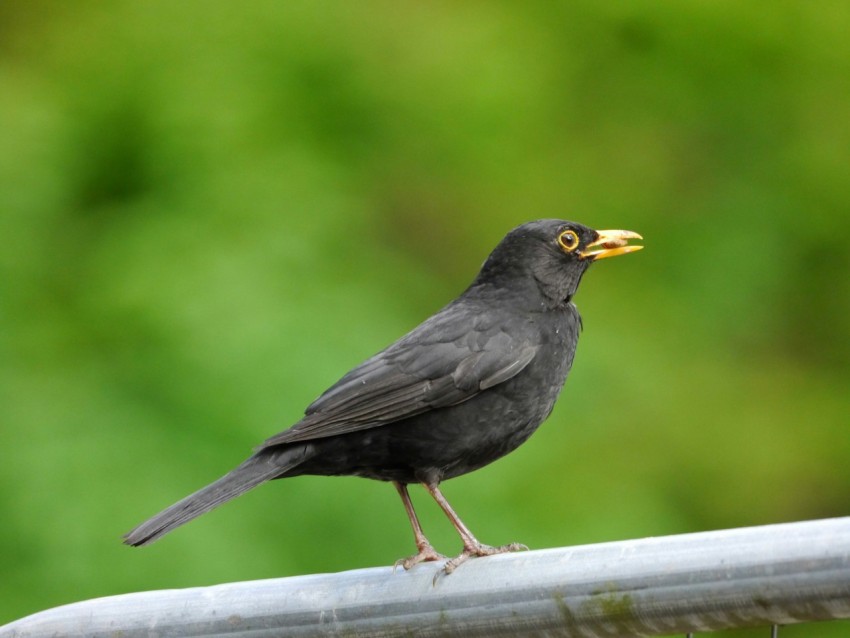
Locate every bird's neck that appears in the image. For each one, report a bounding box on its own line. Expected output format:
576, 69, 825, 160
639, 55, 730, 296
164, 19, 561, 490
533, 274, 579, 309
465, 278, 574, 313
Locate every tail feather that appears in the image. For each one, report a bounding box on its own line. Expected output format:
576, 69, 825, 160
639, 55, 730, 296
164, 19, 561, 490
123, 448, 305, 547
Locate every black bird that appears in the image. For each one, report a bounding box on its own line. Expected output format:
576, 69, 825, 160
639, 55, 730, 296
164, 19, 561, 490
124, 220, 642, 572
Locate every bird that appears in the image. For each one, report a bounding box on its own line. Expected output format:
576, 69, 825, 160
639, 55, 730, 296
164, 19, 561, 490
123, 219, 642, 573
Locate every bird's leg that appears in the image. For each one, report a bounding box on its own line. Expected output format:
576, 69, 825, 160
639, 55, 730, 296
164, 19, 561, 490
393, 481, 446, 570
423, 482, 527, 574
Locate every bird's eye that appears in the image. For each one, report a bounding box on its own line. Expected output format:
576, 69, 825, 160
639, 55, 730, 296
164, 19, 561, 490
557, 230, 580, 252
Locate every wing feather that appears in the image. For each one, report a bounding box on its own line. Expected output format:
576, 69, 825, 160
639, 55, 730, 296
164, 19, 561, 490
260, 302, 539, 448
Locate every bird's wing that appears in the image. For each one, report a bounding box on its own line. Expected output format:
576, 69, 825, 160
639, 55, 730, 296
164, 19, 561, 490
259, 303, 538, 448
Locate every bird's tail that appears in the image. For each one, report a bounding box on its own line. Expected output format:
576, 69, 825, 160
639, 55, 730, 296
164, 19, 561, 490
123, 446, 309, 547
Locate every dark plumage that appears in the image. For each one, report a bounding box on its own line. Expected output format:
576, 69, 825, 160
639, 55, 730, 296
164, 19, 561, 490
124, 220, 642, 572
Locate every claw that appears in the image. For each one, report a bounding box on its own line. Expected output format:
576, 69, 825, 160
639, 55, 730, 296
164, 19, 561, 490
442, 541, 528, 574
394, 543, 447, 572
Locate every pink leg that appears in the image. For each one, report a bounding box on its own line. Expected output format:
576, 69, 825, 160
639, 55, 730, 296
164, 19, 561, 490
393, 481, 446, 570
424, 482, 527, 573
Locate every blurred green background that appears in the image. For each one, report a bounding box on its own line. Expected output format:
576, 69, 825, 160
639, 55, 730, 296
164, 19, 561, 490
2, 2, 849, 635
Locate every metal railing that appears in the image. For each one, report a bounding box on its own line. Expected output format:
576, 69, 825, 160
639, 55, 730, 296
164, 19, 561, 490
2, 517, 849, 637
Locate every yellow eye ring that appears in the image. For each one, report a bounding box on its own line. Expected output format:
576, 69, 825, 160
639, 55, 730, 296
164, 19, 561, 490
558, 229, 580, 252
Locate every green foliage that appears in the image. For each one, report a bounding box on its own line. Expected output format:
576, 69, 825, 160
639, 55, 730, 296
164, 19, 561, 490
1, 2, 849, 634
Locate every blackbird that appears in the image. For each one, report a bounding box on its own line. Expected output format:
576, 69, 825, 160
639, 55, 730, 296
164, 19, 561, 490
124, 220, 642, 572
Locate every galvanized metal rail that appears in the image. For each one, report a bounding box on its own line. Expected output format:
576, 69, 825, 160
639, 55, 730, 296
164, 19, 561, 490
2, 517, 849, 637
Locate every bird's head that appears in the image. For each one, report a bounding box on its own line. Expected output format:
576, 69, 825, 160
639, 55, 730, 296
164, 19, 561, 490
472, 220, 643, 306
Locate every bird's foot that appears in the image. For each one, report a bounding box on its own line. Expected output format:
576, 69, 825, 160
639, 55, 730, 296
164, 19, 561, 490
394, 543, 447, 571
443, 541, 528, 574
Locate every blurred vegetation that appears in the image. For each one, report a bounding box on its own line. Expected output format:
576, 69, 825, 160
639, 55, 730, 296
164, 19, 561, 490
1, 2, 849, 635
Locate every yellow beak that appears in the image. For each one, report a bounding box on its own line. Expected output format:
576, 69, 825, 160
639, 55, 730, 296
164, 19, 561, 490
580, 229, 643, 261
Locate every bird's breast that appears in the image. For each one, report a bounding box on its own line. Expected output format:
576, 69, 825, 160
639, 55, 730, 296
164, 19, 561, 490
407, 305, 582, 480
